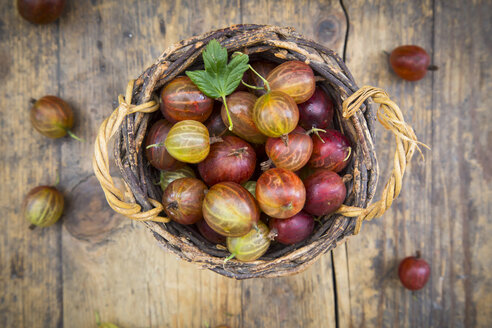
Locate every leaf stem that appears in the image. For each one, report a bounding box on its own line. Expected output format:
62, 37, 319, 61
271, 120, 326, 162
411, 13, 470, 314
248, 64, 270, 92
222, 95, 234, 131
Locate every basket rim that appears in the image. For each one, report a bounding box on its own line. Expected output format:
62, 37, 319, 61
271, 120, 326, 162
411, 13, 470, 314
112, 24, 379, 279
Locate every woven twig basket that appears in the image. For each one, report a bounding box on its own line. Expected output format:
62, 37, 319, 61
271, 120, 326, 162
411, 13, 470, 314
93, 24, 421, 279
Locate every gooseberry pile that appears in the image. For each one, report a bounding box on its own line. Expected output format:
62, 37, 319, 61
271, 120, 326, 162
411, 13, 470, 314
147, 40, 351, 262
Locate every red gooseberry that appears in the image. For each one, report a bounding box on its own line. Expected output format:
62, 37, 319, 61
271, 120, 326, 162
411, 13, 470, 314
161, 76, 213, 123
256, 168, 306, 219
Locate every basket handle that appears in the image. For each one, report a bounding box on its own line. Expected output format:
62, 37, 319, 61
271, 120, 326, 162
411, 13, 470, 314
336, 86, 427, 235
92, 80, 170, 223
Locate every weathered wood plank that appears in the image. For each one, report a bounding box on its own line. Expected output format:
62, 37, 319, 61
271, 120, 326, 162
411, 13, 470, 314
0, 4, 63, 327
432, 1, 491, 326
241, 0, 346, 56
1, 0, 490, 327
334, 0, 435, 327
237, 256, 337, 328
336, 0, 492, 327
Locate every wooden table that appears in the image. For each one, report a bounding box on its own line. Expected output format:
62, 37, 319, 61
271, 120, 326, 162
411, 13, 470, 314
1, 0, 490, 327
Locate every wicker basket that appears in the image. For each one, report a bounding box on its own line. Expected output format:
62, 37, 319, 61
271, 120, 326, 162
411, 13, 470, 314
93, 24, 421, 279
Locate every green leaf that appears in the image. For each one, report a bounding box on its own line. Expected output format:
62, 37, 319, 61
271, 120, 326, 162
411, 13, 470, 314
202, 39, 228, 74
185, 39, 251, 130
186, 39, 249, 99
223, 52, 249, 95
186, 70, 221, 98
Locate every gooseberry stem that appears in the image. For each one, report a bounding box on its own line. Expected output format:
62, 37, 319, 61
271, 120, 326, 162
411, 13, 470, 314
228, 147, 248, 157
166, 201, 178, 210
253, 223, 260, 232
66, 129, 84, 142
281, 134, 289, 146
222, 95, 234, 131
307, 127, 326, 143
54, 173, 60, 187
210, 136, 223, 145
267, 227, 278, 240
248, 64, 270, 92
260, 159, 273, 171
224, 253, 235, 263
306, 127, 326, 136
146, 142, 165, 149
241, 80, 265, 90
95, 312, 101, 326
343, 147, 352, 162
281, 202, 293, 211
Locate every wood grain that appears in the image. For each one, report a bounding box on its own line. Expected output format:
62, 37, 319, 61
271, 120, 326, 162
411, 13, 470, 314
432, 1, 492, 326
333, 1, 436, 326
241, 0, 347, 55
0, 2, 64, 327
334, 0, 492, 327
0, 0, 490, 327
